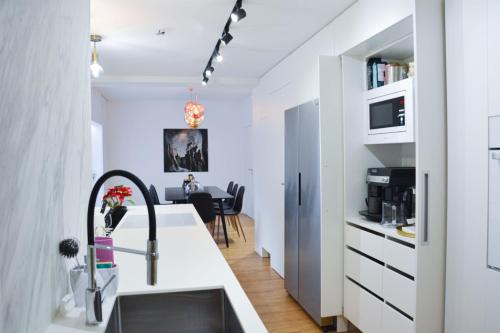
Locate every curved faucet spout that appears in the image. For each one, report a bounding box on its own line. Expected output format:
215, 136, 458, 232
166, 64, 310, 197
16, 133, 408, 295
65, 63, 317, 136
86, 169, 158, 325
87, 169, 157, 245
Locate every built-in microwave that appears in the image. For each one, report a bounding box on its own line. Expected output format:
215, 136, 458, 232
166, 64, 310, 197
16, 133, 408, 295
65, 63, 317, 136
365, 78, 414, 144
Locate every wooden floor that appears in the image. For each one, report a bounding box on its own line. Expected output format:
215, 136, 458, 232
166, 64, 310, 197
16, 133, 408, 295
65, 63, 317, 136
214, 214, 359, 333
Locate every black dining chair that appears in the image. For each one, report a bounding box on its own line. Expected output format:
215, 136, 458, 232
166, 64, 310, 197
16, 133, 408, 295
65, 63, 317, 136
226, 181, 234, 196
188, 192, 217, 235
216, 186, 246, 242
149, 184, 161, 205
227, 183, 238, 207
214, 182, 237, 210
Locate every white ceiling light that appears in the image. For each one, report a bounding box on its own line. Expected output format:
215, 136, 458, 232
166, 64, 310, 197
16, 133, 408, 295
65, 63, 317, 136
90, 34, 104, 78
205, 65, 214, 77
215, 51, 223, 63
231, 0, 246, 23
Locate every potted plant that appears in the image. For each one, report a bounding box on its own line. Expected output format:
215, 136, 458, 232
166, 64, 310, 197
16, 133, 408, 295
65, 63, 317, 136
102, 185, 134, 229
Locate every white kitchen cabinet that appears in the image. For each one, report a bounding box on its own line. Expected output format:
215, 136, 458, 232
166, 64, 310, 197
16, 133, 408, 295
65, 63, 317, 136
488, 0, 500, 116
382, 303, 414, 333
488, 117, 500, 270
345, 247, 384, 295
445, 0, 500, 332
344, 278, 383, 333
341, 1, 447, 332
488, 148, 500, 270
344, 220, 417, 332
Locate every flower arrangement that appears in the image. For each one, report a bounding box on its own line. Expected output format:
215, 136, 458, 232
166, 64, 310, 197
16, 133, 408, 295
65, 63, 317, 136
103, 185, 134, 208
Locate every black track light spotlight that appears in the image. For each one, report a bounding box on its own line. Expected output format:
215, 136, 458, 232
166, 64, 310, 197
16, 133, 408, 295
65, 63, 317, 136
205, 65, 214, 77
215, 51, 223, 63
221, 31, 233, 45
202, 76, 209, 86
231, 7, 246, 22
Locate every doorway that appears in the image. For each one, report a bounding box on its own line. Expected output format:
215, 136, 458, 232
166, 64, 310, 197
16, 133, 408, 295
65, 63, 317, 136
91, 121, 104, 184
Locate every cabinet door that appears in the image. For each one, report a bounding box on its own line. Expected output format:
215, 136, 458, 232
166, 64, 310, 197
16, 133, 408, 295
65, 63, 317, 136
488, 0, 500, 116
284, 107, 300, 299
298, 100, 321, 323
489, 150, 500, 270
413, 1, 447, 332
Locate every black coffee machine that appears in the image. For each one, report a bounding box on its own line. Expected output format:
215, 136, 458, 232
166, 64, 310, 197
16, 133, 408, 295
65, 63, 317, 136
359, 167, 415, 223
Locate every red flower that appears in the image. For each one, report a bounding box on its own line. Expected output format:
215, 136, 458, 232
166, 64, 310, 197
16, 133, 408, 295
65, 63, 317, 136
102, 186, 133, 208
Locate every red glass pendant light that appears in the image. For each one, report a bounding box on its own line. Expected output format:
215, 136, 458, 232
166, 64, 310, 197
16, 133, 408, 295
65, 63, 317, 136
184, 89, 205, 128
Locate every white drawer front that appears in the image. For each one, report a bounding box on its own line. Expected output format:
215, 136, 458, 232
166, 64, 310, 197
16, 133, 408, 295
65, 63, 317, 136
383, 268, 416, 317
383, 238, 416, 277
344, 278, 383, 333
345, 224, 384, 262
345, 248, 383, 296
382, 303, 415, 333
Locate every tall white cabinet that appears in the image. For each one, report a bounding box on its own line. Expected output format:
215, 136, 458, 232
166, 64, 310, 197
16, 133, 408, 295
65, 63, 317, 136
336, 2, 447, 332
445, 0, 500, 332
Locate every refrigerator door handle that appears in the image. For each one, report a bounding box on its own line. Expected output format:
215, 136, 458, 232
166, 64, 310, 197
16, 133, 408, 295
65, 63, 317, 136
298, 172, 302, 206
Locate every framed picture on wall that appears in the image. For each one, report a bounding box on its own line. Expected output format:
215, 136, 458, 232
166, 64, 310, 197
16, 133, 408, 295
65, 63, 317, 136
163, 129, 209, 172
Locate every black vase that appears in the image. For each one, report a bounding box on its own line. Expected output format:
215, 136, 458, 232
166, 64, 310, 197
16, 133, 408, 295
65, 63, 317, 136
105, 206, 128, 229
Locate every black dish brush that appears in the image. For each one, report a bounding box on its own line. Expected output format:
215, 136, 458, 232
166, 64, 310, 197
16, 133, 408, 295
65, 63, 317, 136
59, 238, 81, 268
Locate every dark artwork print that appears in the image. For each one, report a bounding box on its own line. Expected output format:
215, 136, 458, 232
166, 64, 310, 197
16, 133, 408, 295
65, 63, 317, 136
163, 129, 208, 172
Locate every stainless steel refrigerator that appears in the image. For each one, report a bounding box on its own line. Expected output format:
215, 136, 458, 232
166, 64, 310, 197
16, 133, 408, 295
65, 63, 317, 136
284, 99, 321, 323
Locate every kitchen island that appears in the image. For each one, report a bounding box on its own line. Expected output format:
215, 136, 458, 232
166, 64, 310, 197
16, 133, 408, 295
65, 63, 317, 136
46, 204, 267, 333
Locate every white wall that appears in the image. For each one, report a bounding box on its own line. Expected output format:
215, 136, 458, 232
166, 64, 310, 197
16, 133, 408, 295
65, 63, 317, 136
445, 0, 500, 332
91, 88, 109, 171
96, 97, 254, 216
252, 0, 412, 276
0, 1, 91, 332
91, 88, 108, 128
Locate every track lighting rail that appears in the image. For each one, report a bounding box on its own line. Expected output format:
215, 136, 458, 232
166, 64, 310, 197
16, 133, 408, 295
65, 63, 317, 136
201, 0, 246, 86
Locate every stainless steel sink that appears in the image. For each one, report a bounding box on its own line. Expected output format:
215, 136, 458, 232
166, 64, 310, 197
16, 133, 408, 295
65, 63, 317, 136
105, 288, 244, 333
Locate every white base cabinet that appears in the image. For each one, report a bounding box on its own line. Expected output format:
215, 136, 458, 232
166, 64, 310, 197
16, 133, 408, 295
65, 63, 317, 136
344, 220, 416, 333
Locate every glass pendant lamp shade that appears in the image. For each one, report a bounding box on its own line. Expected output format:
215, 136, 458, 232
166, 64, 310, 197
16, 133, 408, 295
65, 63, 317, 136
90, 50, 103, 78
184, 100, 205, 128
90, 34, 104, 78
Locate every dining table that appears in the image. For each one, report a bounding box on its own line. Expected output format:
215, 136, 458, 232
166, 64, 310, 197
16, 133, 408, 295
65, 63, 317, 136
165, 186, 233, 247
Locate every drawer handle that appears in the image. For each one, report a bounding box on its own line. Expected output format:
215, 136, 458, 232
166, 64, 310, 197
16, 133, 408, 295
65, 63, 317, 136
422, 171, 430, 245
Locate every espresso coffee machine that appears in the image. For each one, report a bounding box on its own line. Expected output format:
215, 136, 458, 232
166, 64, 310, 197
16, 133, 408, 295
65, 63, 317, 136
359, 167, 415, 223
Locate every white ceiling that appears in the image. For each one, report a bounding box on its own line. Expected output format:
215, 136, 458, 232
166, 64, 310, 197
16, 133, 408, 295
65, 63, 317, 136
91, 0, 356, 100
96, 84, 253, 101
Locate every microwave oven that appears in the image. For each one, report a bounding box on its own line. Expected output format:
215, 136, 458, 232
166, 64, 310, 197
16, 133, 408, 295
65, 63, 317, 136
365, 78, 414, 144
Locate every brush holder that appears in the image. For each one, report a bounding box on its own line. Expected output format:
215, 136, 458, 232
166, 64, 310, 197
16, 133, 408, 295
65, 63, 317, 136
69, 265, 119, 307
98, 265, 119, 299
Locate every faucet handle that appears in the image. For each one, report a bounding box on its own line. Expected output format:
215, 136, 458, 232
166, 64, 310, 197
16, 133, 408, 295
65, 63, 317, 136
85, 287, 103, 324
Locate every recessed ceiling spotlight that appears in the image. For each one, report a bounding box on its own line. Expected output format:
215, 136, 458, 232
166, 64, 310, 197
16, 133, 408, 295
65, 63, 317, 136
205, 66, 214, 77
221, 31, 233, 45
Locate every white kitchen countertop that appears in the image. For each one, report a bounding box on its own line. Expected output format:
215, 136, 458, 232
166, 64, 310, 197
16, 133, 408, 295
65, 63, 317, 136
46, 204, 267, 333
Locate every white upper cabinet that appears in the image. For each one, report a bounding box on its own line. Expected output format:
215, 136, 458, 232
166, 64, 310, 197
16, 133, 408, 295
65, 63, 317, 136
488, 0, 500, 116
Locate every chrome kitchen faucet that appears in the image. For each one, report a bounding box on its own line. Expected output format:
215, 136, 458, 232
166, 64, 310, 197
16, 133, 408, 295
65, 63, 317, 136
85, 170, 159, 325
